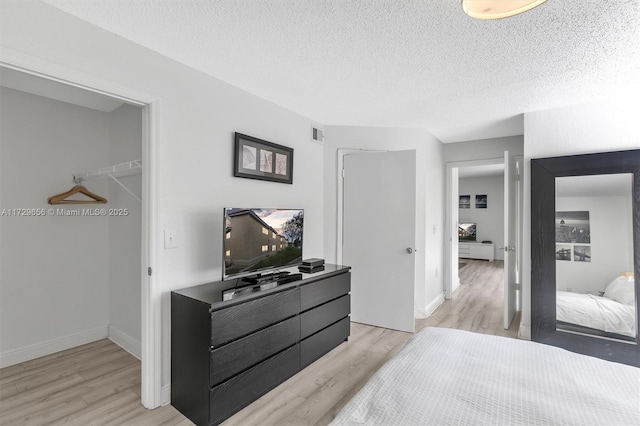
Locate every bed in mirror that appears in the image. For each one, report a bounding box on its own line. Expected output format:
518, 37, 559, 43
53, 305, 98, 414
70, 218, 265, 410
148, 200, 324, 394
531, 150, 640, 367
555, 174, 636, 342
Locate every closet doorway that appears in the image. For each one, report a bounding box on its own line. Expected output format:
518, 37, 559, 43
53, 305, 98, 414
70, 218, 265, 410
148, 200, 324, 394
0, 63, 159, 408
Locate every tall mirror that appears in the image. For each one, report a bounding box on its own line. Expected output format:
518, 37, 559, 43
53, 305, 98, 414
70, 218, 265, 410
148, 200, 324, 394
531, 150, 640, 367
555, 174, 636, 342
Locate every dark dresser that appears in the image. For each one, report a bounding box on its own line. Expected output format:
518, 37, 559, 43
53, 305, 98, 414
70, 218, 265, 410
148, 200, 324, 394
171, 264, 351, 425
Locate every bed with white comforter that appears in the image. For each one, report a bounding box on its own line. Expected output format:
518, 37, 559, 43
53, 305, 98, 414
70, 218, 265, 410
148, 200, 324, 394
556, 275, 636, 339
331, 327, 640, 425
556, 291, 636, 338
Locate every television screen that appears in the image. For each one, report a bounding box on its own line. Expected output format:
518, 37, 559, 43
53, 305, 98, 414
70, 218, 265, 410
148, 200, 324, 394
459, 223, 477, 241
223, 208, 303, 279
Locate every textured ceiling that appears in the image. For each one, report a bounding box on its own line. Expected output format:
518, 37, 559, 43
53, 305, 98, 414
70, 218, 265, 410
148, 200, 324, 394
42, 0, 640, 143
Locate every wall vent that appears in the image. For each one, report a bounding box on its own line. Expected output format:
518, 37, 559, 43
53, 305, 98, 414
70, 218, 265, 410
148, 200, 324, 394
311, 124, 324, 144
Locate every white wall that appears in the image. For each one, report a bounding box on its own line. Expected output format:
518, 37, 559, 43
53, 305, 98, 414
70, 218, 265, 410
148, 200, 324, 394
0, 87, 110, 364
443, 135, 524, 163
1, 1, 326, 394
108, 104, 143, 357
521, 98, 640, 339
323, 126, 445, 316
555, 195, 633, 294
459, 175, 504, 260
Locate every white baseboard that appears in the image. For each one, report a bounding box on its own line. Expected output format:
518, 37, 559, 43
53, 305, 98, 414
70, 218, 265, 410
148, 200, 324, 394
518, 324, 531, 340
0, 326, 108, 368
425, 293, 446, 317
108, 325, 141, 360
161, 384, 171, 406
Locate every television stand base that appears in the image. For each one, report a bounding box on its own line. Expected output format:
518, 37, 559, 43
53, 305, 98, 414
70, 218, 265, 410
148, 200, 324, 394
242, 271, 291, 284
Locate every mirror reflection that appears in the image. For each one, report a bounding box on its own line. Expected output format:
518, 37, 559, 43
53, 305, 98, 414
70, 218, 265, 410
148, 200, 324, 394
555, 174, 636, 342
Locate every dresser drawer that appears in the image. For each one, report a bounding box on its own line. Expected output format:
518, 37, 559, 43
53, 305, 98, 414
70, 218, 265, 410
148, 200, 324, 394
210, 288, 299, 346
300, 272, 350, 312
210, 316, 300, 386
209, 344, 300, 425
300, 295, 350, 339
301, 316, 350, 367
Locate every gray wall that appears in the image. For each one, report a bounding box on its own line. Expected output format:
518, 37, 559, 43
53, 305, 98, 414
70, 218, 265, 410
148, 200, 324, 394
459, 175, 504, 260
0, 87, 111, 362
108, 104, 143, 356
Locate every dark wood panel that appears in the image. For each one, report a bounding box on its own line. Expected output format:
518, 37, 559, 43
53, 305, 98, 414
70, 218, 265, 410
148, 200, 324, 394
210, 316, 300, 386
170, 293, 212, 426
300, 271, 350, 312
300, 295, 350, 339
209, 344, 300, 425
531, 159, 557, 341
210, 288, 299, 347
301, 316, 350, 368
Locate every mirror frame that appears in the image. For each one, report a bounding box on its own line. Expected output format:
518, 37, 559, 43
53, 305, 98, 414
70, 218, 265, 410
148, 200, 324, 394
531, 149, 640, 367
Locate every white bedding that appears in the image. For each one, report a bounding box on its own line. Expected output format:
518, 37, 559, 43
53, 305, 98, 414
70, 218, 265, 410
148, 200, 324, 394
331, 328, 640, 426
556, 291, 636, 337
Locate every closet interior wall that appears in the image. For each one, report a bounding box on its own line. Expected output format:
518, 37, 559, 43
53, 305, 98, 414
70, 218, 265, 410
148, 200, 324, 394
0, 86, 142, 367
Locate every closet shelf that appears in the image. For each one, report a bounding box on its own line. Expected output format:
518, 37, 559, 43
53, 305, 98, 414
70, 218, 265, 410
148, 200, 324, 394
73, 160, 141, 181
73, 160, 142, 203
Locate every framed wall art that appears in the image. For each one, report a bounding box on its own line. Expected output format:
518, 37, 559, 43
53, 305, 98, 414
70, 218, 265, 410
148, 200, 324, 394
233, 133, 293, 184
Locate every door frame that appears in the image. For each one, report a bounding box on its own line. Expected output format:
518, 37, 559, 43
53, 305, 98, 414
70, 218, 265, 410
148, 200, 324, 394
445, 155, 523, 319
445, 157, 504, 299
0, 47, 162, 408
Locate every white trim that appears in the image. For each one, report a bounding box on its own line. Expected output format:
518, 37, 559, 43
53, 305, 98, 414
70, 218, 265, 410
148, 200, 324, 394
424, 293, 446, 317
141, 100, 162, 409
108, 325, 141, 360
0, 47, 153, 105
162, 384, 172, 406
0, 327, 108, 368
518, 324, 531, 340
0, 47, 161, 409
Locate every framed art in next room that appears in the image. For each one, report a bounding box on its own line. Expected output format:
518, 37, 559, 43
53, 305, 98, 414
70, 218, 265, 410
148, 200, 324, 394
233, 132, 294, 184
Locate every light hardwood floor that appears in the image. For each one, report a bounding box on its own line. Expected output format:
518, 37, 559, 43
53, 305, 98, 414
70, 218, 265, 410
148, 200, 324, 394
1, 259, 518, 425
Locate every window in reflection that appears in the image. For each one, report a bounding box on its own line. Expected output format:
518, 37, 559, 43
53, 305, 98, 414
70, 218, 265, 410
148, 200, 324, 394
555, 174, 636, 342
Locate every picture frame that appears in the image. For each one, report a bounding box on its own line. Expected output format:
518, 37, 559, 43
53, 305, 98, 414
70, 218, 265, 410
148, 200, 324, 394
459, 195, 471, 209
233, 133, 293, 184
475, 194, 487, 208
555, 211, 590, 243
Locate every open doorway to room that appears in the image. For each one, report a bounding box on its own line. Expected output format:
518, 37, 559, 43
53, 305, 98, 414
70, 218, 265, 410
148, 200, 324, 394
444, 154, 523, 333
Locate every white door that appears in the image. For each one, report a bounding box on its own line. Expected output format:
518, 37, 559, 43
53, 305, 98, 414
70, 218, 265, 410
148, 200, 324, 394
503, 150, 517, 329
343, 150, 416, 333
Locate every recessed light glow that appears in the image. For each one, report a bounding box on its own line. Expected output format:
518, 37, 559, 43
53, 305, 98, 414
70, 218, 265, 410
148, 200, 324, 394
462, 0, 548, 20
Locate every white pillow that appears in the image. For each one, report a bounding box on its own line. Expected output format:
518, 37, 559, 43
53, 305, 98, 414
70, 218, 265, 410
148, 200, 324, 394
604, 276, 635, 305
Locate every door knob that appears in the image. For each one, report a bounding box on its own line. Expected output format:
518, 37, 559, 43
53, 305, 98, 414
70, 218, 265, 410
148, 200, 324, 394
406, 248, 414, 254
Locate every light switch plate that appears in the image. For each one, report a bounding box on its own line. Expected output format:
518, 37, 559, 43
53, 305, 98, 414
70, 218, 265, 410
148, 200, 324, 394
164, 230, 177, 249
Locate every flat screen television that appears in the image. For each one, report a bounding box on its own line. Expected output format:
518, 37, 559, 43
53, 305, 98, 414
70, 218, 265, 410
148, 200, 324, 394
223, 208, 303, 280
459, 222, 477, 241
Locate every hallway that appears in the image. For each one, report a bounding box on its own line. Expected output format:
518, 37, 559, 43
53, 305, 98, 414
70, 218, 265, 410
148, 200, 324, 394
417, 259, 520, 337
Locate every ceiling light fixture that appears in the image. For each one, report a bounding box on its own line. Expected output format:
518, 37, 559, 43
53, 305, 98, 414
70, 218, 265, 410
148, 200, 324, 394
462, 0, 548, 20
